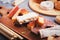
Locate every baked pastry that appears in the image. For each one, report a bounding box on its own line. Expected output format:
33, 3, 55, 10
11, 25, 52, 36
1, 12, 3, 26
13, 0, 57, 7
20, 9, 29, 15
12, 9, 28, 21
27, 21, 35, 30
55, 16, 60, 24
12, 9, 21, 21
39, 25, 60, 38
8, 6, 19, 18
40, 1, 54, 10
17, 12, 39, 24
37, 16, 45, 26
55, 1, 60, 10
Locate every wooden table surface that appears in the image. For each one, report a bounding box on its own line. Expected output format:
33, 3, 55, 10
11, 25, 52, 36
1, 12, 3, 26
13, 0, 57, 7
0, 0, 59, 40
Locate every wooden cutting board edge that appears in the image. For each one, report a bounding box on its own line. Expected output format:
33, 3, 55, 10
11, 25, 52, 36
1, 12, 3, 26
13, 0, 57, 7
29, 0, 60, 16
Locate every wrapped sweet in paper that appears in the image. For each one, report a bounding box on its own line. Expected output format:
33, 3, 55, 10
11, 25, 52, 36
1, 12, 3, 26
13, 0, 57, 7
17, 12, 39, 24
40, 1, 54, 10
39, 25, 60, 38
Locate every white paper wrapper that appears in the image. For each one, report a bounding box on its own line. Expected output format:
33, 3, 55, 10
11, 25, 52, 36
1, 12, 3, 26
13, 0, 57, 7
39, 25, 60, 38
17, 12, 39, 24
49, 25, 60, 30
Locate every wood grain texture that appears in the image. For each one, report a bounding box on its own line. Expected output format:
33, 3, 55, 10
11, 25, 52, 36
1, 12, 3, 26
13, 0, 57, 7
0, 6, 40, 40
0, 6, 60, 40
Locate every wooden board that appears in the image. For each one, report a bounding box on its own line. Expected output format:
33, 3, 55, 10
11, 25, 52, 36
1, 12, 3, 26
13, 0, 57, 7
0, 6, 40, 40
0, 6, 60, 40
29, 0, 60, 16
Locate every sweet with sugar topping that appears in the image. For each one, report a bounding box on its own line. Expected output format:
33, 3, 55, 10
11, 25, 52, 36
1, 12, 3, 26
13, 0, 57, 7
40, 1, 54, 10
37, 17, 45, 26
17, 12, 39, 24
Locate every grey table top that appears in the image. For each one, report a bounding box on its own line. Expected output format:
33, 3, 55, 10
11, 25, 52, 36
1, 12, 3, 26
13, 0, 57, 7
0, 0, 57, 40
